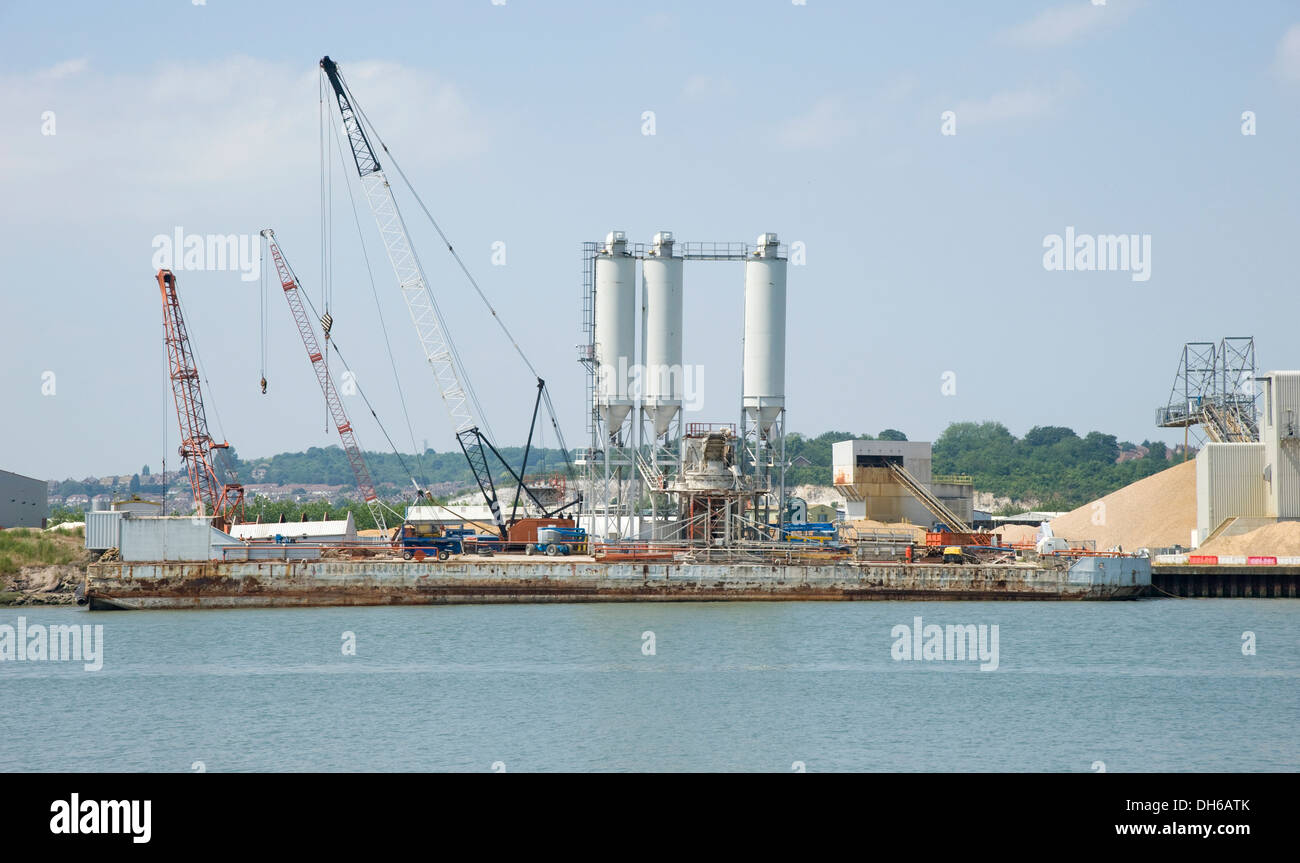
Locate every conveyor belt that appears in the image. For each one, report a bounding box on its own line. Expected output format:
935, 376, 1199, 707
886, 461, 972, 532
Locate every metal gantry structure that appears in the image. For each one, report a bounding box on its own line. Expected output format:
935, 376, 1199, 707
157, 269, 244, 531
261, 228, 386, 532
1156, 336, 1260, 446
319, 55, 574, 538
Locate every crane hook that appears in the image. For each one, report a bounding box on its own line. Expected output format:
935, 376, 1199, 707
260, 376, 267, 395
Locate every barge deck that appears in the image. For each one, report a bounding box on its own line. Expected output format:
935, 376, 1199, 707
81, 555, 1150, 609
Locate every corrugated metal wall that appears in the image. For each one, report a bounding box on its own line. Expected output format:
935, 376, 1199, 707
1276, 371, 1300, 518
1196, 443, 1267, 541
1262, 372, 1300, 519
85, 510, 123, 550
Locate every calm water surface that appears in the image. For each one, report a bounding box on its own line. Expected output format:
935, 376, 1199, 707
1, 599, 1295, 772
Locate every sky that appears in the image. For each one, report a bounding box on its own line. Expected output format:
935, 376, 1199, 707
2, 0, 1299, 481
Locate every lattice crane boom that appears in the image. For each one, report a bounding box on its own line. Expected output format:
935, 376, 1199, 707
320, 55, 512, 536
158, 269, 244, 531
260, 229, 387, 533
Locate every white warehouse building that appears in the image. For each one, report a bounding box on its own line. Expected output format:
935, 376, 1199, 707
1195, 370, 1300, 545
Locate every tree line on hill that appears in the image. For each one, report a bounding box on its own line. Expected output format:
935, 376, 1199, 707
758, 424, 1175, 510
50, 421, 1179, 521
931, 422, 1175, 510
238, 446, 573, 492
49, 445, 575, 501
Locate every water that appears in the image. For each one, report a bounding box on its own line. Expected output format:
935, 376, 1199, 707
1, 600, 1295, 772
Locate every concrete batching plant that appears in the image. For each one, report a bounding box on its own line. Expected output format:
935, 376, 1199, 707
577, 231, 788, 543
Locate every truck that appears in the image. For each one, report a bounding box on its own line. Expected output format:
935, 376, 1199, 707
526, 526, 588, 556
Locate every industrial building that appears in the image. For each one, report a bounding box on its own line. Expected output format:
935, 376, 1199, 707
831, 440, 974, 529
0, 468, 48, 528
1194, 369, 1300, 545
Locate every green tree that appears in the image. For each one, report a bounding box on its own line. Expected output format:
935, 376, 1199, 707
932, 422, 1175, 509
46, 504, 86, 527
1023, 426, 1076, 448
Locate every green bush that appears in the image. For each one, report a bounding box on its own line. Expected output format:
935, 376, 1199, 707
0, 529, 81, 575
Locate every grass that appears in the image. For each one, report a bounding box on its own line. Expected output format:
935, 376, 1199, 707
0, 528, 84, 576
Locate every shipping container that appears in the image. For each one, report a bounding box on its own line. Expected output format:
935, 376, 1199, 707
85, 510, 124, 551
925, 531, 1002, 548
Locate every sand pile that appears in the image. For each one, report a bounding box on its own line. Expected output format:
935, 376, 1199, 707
1198, 521, 1300, 556
846, 519, 927, 542
1048, 460, 1196, 550
994, 524, 1040, 545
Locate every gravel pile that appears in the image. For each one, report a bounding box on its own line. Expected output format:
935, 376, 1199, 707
1048, 460, 1196, 550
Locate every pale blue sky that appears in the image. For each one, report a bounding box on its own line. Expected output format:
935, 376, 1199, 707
2, 0, 1298, 479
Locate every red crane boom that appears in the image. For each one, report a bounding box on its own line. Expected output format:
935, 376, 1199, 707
260, 229, 386, 532
158, 269, 244, 530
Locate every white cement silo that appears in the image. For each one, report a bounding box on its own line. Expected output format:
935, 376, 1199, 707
642, 231, 683, 439
742, 232, 786, 437
594, 231, 636, 432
